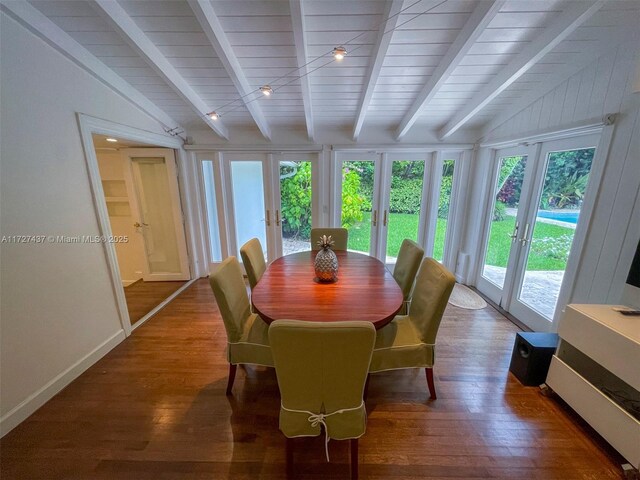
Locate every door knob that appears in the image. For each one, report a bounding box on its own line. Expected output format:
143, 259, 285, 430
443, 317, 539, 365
133, 222, 149, 228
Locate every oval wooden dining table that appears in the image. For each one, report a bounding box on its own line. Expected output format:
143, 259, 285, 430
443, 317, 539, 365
251, 250, 403, 330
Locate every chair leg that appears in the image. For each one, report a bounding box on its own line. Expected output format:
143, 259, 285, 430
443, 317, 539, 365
350, 438, 358, 480
425, 367, 436, 400
226, 364, 237, 395
286, 437, 294, 478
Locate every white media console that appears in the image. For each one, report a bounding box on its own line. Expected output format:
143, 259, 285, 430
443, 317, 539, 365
546, 304, 640, 471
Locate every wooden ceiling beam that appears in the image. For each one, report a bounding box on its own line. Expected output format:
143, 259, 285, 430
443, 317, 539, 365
289, 0, 314, 142
480, 27, 640, 139
188, 0, 271, 141
92, 0, 229, 140
395, 0, 505, 141
439, 0, 606, 140
352, 0, 404, 142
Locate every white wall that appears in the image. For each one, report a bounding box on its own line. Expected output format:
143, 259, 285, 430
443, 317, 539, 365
463, 40, 640, 306
96, 150, 145, 285
0, 13, 173, 434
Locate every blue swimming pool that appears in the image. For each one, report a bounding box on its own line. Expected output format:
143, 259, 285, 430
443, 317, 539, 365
537, 210, 580, 224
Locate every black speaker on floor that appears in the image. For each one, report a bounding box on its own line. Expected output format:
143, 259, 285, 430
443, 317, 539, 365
509, 332, 559, 386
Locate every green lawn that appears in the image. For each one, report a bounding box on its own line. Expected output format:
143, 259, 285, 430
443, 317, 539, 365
347, 212, 575, 271
347, 211, 444, 259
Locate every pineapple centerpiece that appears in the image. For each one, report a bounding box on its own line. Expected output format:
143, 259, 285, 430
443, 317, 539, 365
314, 235, 339, 283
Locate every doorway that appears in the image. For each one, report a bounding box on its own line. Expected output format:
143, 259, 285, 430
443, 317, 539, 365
93, 134, 190, 327
476, 134, 599, 331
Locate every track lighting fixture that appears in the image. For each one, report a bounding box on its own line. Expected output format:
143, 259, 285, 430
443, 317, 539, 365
332, 46, 347, 60
260, 85, 273, 96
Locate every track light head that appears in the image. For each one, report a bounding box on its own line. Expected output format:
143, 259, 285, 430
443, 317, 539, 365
332, 46, 347, 60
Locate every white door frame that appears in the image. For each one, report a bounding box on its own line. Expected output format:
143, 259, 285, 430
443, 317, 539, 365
269, 152, 320, 258
381, 152, 431, 267
196, 151, 321, 270
475, 128, 613, 332
196, 152, 230, 273
475, 145, 536, 305
334, 151, 384, 257
506, 134, 602, 331
77, 113, 194, 336
220, 152, 272, 262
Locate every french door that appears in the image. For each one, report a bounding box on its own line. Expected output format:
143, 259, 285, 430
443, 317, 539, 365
199, 152, 318, 271
477, 135, 600, 331
335, 151, 463, 270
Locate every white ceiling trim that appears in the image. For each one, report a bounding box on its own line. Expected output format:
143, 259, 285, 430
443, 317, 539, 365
395, 0, 505, 141
439, 0, 606, 140
0, 0, 181, 133
352, 0, 404, 142
188, 0, 271, 141
480, 29, 640, 138
289, 0, 314, 142
91, 0, 229, 140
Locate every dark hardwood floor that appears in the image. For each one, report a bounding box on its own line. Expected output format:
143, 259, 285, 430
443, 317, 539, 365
123, 280, 187, 325
0, 279, 625, 479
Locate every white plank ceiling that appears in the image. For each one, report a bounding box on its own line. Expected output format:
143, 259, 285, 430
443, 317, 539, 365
24, 0, 640, 142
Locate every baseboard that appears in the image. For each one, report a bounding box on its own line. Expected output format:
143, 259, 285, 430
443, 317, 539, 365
0, 329, 126, 437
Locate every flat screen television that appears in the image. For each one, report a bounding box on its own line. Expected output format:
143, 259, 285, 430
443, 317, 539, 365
622, 238, 640, 309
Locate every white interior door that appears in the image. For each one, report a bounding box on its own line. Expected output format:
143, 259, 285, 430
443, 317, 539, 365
125, 148, 190, 281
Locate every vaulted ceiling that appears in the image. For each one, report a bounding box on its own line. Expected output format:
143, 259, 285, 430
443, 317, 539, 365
7, 0, 640, 143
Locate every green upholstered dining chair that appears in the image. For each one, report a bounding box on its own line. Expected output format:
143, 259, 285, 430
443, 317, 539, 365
369, 257, 455, 400
310, 228, 348, 250
240, 238, 266, 289
269, 320, 375, 480
393, 239, 424, 315
209, 256, 273, 395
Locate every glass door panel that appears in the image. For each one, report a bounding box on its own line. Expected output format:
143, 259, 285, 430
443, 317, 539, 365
278, 160, 312, 255
385, 160, 426, 263
516, 147, 596, 320
229, 160, 268, 260
481, 155, 528, 288
202, 160, 222, 263
433, 159, 455, 262
341, 160, 376, 254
